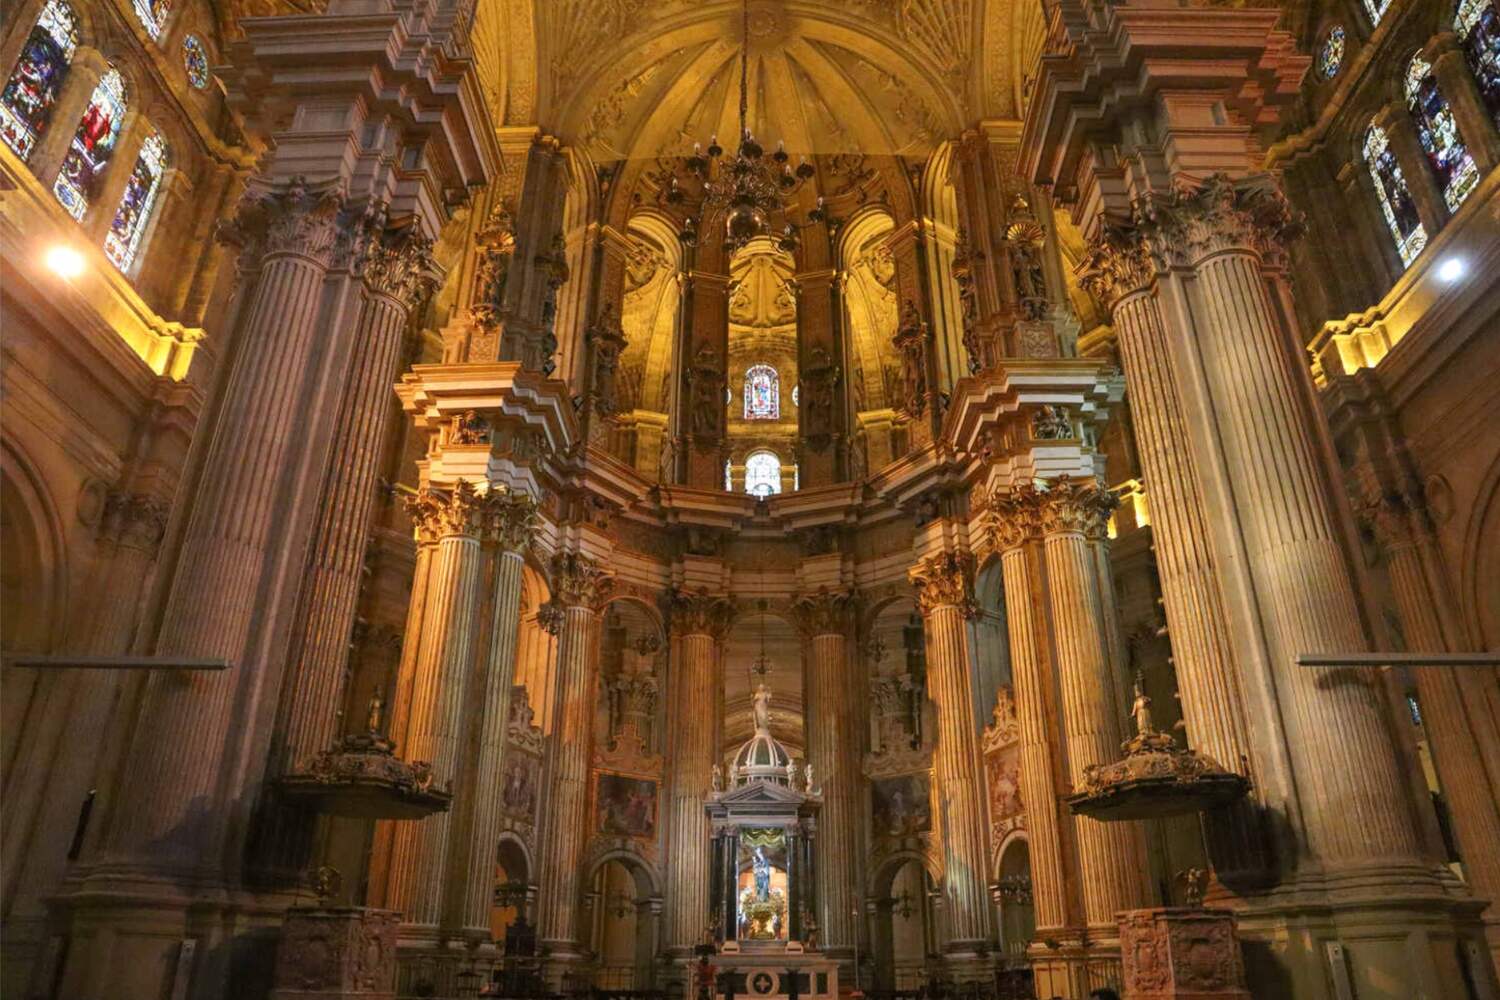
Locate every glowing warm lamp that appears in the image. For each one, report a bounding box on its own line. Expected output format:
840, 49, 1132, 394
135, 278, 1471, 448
45, 244, 85, 279
1436, 257, 1466, 283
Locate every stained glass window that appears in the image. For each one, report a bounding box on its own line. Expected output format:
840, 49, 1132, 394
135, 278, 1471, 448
104, 130, 167, 272
182, 35, 209, 90
744, 451, 782, 497
132, 0, 173, 41
1318, 25, 1346, 79
1363, 0, 1392, 24
53, 68, 126, 221
725, 460, 733, 491
1456, 0, 1500, 128
1363, 123, 1428, 267
744, 364, 779, 420
1405, 54, 1480, 212
0, 0, 78, 160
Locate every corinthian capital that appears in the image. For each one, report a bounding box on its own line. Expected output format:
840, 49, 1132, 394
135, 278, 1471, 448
1132, 173, 1302, 270
404, 481, 492, 542
1037, 475, 1116, 540
1076, 226, 1155, 308
363, 228, 440, 310
987, 484, 1046, 552
218, 176, 347, 267
663, 588, 735, 639
790, 588, 857, 638
487, 489, 540, 553
551, 550, 613, 608
909, 551, 976, 618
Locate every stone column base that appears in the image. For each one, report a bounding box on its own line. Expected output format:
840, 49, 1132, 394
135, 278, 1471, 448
273, 906, 399, 1000
1119, 907, 1249, 1000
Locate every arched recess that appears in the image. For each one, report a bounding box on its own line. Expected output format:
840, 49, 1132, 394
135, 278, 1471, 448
918, 141, 968, 397
556, 144, 601, 391
0, 444, 67, 785
839, 208, 904, 477
1463, 451, 1500, 647
723, 603, 804, 759
995, 832, 1035, 962
491, 833, 534, 943
867, 852, 941, 989
724, 237, 799, 495
971, 555, 1012, 730
583, 848, 662, 989
513, 559, 557, 735
610, 212, 684, 480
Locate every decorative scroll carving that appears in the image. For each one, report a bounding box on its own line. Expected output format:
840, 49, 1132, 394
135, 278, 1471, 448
362, 227, 439, 309
892, 301, 931, 419
403, 481, 492, 542
789, 588, 856, 638
952, 227, 985, 374
663, 588, 734, 639
535, 601, 566, 635
909, 550, 976, 617
1030, 404, 1073, 440
273, 906, 399, 997
550, 550, 613, 608
981, 686, 1020, 754
1119, 907, 1251, 1000
218, 176, 347, 269
507, 685, 544, 756
101, 491, 170, 552
988, 483, 1045, 552
1076, 225, 1155, 309
534, 233, 571, 375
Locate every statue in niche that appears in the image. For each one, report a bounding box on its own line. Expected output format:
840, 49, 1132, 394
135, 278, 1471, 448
1131, 673, 1155, 736
752, 846, 772, 900
1006, 218, 1049, 322
687, 346, 723, 438
470, 202, 515, 327
893, 301, 928, 418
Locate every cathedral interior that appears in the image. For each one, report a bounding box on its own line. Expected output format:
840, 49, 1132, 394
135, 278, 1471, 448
3, 0, 1500, 998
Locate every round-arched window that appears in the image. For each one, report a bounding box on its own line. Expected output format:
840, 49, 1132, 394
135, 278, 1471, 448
744, 364, 779, 420
744, 450, 782, 498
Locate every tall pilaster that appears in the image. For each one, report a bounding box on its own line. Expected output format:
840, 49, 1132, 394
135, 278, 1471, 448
1036, 479, 1152, 939
987, 497, 1072, 942
909, 552, 993, 970
661, 590, 733, 957
1076, 247, 1265, 884
451, 493, 538, 936
791, 589, 860, 955
535, 552, 612, 973
1365, 493, 1500, 962
384, 483, 496, 934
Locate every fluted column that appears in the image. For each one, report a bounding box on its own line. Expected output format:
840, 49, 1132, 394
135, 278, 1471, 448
452, 493, 538, 936
909, 552, 993, 965
535, 552, 612, 968
792, 589, 860, 954
1149, 181, 1424, 867
1365, 494, 1500, 961
661, 590, 732, 955
1076, 247, 1264, 883
1037, 479, 1151, 933
102, 180, 351, 874
258, 230, 438, 878
986, 500, 1070, 936
385, 483, 494, 933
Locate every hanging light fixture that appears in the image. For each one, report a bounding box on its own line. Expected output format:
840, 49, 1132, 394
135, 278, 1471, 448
667, 0, 826, 254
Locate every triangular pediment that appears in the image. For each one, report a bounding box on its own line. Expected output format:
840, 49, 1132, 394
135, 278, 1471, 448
715, 780, 809, 805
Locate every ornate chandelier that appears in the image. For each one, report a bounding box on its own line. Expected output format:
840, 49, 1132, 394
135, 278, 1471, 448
666, 0, 825, 254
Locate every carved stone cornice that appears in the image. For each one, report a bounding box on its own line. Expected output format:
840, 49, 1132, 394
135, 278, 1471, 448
550, 550, 613, 608
362, 228, 439, 310
1037, 475, 1116, 541
909, 551, 976, 617
1131, 173, 1302, 271
101, 491, 171, 553
789, 588, 857, 638
663, 588, 735, 639
218, 176, 346, 269
988, 484, 1046, 552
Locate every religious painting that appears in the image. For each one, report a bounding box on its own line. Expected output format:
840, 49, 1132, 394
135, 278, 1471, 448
500, 754, 539, 820
871, 774, 932, 838
0, 0, 78, 160
596, 773, 657, 838
987, 744, 1023, 825
736, 827, 789, 941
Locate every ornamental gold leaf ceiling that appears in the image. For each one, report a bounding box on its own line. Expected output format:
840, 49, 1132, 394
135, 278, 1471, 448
497, 0, 1042, 161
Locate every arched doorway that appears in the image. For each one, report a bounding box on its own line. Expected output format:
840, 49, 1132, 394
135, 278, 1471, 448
870, 856, 940, 990
996, 836, 1035, 962
491, 836, 532, 947
584, 854, 659, 989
